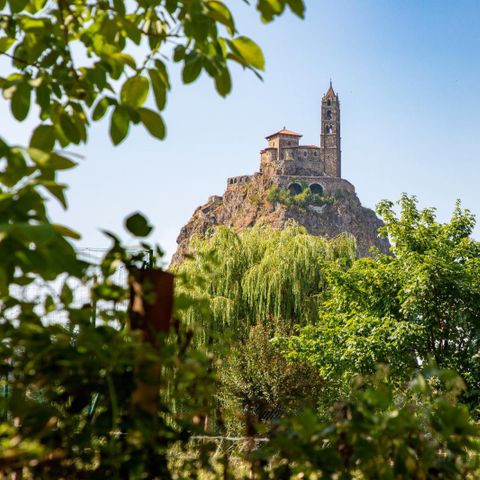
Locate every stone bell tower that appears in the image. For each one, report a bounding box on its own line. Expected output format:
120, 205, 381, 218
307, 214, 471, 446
320, 81, 341, 177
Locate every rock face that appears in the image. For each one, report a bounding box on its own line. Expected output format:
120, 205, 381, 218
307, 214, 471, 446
173, 173, 389, 263
173, 84, 389, 263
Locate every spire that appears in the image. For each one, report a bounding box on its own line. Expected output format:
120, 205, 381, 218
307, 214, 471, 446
326, 80, 335, 98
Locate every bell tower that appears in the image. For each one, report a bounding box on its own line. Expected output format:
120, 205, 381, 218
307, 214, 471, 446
320, 81, 341, 177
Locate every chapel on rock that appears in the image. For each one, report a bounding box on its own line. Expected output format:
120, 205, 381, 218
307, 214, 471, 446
174, 83, 390, 262
226, 82, 354, 198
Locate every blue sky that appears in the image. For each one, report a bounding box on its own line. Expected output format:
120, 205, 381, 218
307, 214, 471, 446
4, 0, 480, 259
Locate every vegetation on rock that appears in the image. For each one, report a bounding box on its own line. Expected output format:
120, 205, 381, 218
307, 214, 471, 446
267, 184, 335, 208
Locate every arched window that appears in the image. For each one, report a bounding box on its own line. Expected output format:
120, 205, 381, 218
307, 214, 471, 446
325, 125, 333, 134
309, 183, 323, 195
304, 151, 307, 157
327, 99, 331, 106
326, 110, 332, 120
288, 183, 302, 195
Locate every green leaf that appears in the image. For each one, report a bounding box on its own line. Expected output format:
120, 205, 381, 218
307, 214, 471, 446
27, 148, 77, 170
11, 83, 31, 121
231, 36, 265, 70
207, 1, 235, 35
5, 223, 56, 243
8, 0, 28, 13
118, 17, 141, 44
53, 224, 81, 240
173, 45, 186, 62
59, 113, 81, 144
60, 281, 73, 305
29, 125, 55, 151
25, 0, 47, 13
36, 83, 50, 111
0, 37, 15, 53
148, 69, 167, 110
110, 106, 130, 145
182, 56, 203, 84
48, 153, 78, 170
154, 59, 170, 88
139, 108, 165, 140
40, 181, 68, 209
92, 97, 112, 121
112, 52, 136, 70
113, 0, 126, 15
257, 0, 284, 22
286, 0, 305, 18
214, 68, 232, 97
125, 212, 153, 237
120, 76, 149, 108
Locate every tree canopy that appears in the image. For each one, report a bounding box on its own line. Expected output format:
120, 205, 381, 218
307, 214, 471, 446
280, 195, 480, 408
175, 223, 356, 345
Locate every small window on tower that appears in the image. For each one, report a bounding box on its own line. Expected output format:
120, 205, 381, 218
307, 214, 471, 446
327, 99, 331, 106
326, 110, 332, 120
326, 125, 333, 134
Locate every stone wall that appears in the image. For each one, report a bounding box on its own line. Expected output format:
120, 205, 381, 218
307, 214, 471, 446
267, 134, 300, 149
227, 175, 252, 186
275, 175, 355, 196
261, 146, 324, 176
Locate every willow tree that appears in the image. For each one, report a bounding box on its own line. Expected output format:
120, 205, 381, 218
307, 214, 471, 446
174, 222, 357, 346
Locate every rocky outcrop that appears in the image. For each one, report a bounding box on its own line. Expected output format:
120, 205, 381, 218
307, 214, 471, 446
173, 173, 390, 263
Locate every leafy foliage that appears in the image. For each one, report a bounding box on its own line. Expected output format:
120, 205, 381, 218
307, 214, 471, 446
174, 223, 356, 346
267, 184, 335, 208
0, 0, 304, 151
280, 195, 480, 410
252, 368, 480, 479
218, 318, 324, 436
0, 224, 220, 478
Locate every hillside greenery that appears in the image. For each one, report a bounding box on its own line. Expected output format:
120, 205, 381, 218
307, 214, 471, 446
267, 184, 336, 208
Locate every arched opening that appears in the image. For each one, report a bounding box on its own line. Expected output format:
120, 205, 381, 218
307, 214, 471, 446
288, 183, 302, 195
326, 110, 332, 120
309, 183, 323, 195
325, 125, 333, 134
327, 99, 331, 106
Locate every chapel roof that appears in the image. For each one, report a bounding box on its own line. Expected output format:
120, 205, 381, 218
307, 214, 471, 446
265, 128, 303, 139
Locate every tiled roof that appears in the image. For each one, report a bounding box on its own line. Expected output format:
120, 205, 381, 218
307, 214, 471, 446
265, 129, 303, 139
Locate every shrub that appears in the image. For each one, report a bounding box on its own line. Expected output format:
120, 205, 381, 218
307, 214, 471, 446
267, 185, 335, 209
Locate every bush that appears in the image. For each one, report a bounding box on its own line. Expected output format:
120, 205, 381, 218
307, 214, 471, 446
267, 185, 335, 208
218, 319, 324, 435
252, 368, 480, 479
